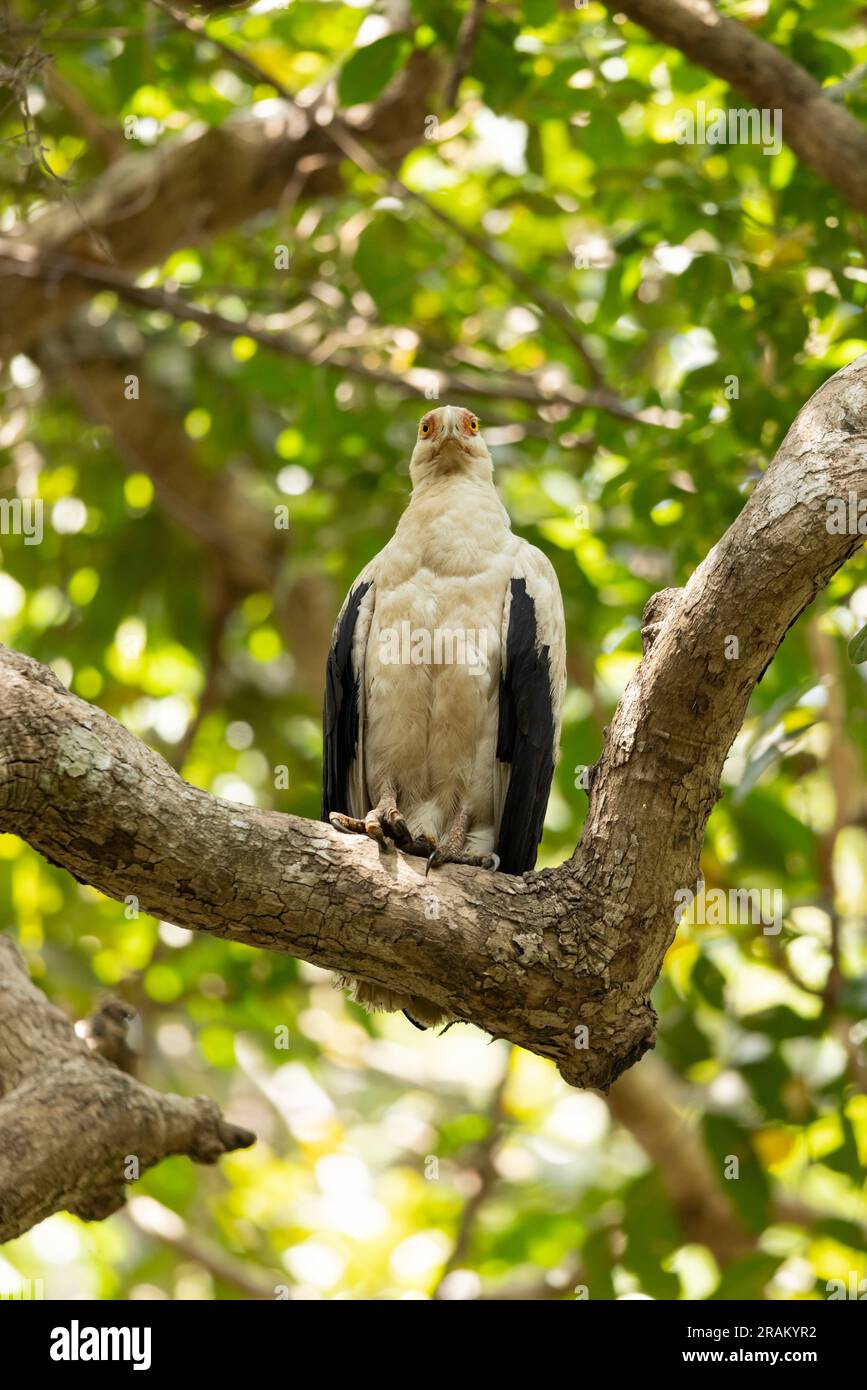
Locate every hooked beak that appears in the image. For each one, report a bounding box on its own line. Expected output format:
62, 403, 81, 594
437, 406, 461, 448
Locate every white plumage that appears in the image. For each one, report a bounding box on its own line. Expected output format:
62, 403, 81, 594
322, 405, 566, 1027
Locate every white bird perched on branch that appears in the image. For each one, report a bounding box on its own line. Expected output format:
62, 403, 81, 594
322, 404, 566, 1027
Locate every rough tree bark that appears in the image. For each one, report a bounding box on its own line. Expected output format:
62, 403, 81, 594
0, 936, 253, 1243
2, 357, 865, 1119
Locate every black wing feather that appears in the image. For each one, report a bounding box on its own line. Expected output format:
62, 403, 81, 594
321, 580, 371, 820
496, 577, 555, 874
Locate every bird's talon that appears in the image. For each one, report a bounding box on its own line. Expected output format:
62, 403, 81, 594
329, 809, 392, 850
425, 843, 500, 872
383, 808, 413, 849
330, 812, 366, 835
364, 815, 389, 848
426, 845, 453, 873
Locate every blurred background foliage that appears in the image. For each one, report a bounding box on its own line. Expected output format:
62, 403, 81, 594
0, 0, 865, 1300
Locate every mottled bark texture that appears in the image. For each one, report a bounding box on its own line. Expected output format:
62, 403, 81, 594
0, 936, 253, 1243
609, 0, 867, 216
1, 359, 866, 1120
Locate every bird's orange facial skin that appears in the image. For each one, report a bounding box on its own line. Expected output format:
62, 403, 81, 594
418, 408, 480, 442
410, 403, 491, 485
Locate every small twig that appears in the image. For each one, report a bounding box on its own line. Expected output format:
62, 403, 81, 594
123, 1197, 278, 1300
0, 26, 115, 261
432, 1055, 510, 1297
0, 241, 651, 420
764, 931, 823, 998
445, 0, 486, 109
826, 62, 867, 102
146, 0, 607, 392
170, 580, 235, 770
0, 23, 176, 41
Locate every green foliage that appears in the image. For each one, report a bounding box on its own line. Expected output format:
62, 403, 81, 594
338, 34, 413, 105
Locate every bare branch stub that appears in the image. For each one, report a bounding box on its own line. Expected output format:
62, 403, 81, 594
0, 936, 254, 1242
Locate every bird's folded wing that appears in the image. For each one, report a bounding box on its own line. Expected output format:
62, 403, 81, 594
494, 544, 566, 874
321, 565, 377, 821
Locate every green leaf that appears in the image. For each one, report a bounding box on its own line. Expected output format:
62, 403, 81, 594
847, 620, 867, 664
821, 1114, 862, 1182
523, 0, 558, 24
702, 1115, 771, 1233
621, 1171, 681, 1298
353, 211, 441, 320
734, 725, 815, 803
692, 956, 727, 1010
711, 1253, 781, 1301
746, 679, 818, 749
338, 35, 411, 106
743, 1006, 824, 1041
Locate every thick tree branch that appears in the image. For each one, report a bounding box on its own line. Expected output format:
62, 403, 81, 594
610, 0, 867, 216
0, 45, 440, 357
608, 1056, 753, 1263
0, 936, 253, 1243
1, 358, 865, 1098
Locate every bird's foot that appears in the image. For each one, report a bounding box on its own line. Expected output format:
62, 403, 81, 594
329, 802, 413, 850
426, 845, 499, 876
330, 809, 494, 871
404, 834, 436, 858
422, 807, 498, 875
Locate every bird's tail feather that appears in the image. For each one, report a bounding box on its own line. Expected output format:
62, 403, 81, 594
335, 974, 451, 1029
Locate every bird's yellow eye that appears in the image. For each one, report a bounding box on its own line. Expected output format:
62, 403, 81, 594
420, 419, 431, 436
469, 417, 479, 434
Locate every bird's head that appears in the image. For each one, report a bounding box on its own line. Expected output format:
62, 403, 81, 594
409, 404, 493, 485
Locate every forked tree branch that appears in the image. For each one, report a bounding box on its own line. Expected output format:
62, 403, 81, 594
1, 358, 865, 1107
0, 936, 253, 1243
